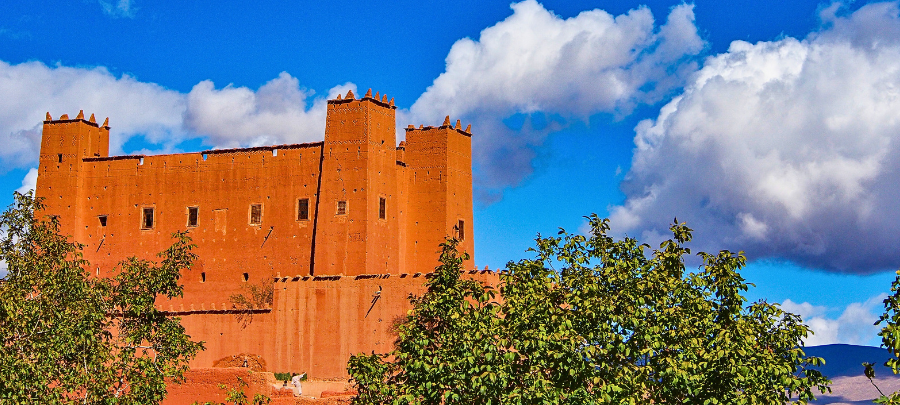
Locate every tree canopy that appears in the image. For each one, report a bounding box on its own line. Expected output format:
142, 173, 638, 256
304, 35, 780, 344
0, 192, 204, 404
873, 266, 900, 404
349, 215, 831, 404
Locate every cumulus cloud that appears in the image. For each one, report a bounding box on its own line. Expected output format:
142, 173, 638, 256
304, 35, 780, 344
0, 60, 347, 170
0, 60, 185, 166
98, 0, 136, 18
15, 168, 37, 195
781, 294, 886, 346
184, 74, 353, 148
610, 2, 900, 273
405, 0, 704, 195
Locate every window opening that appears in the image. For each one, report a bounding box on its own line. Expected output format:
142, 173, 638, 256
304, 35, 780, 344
57, 154, 62, 163
142, 208, 154, 229
201, 272, 206, 283
187, 207, 199, 227
336, 200, 347, 215
242, 273, 249, 282
379, 197, 386, 220
250, 204, 262, 225
298, 198, 309, 221
457, 219, 465, 241
98, 215, 107, 227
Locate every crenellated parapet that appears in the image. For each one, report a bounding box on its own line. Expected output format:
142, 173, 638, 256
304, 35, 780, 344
44, 110, 110, 129
405, 115, 472, 137
328, 88, 396, 109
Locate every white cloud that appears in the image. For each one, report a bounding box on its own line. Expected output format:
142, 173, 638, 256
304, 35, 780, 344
184, 74, 352, 148
0, 60, 350, 170
405, 0, 704, 194
0, 60, 185, 164
610, 2, 900, 272
782, 294, 886, 346
781, 299, 829, 320
15, 168, 37, 195
98, 0, 136, 18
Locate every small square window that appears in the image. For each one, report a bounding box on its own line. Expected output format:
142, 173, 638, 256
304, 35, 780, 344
98, 215, 107, 227
250, 204, 262, 225
379, 197, 386, 220
457, 219, 465, 241
336, 200, 347, 216
187, 207, 199, 227
298, 198, 309, 221
242, 272, 249, 282
142, 208, 154, 230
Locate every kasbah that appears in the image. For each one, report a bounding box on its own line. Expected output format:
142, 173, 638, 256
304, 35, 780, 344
35, 88, 497, 403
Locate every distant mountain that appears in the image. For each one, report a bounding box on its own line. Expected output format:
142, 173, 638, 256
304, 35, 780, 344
804, 344, 899, 378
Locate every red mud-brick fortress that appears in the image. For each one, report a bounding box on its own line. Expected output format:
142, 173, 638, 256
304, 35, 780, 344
34, 89, 496, 379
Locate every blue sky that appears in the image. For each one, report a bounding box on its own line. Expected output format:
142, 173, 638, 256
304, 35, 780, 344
2, 0, 899, 346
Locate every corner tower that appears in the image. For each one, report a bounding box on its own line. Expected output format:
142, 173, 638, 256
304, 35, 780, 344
35, 111, 110, 239
313, 90, 399, 276
403, 117, 474, 273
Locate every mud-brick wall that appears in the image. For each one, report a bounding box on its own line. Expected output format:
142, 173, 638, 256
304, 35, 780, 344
175, 307, 277, 371
76, 142, 325, 307
178, 271, 499, 379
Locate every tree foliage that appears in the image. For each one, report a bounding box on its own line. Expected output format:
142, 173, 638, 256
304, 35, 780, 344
0, 192, 204, 404
874, 267, 900, 403
193, 376, 272, 405
349, 215, 831, 404
228, 277, 274, 328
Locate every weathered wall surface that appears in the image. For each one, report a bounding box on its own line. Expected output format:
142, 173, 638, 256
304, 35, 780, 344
38, 139, 323, 305
315, 91, 400, 277
268, 274, 426, 377
177, 271, 499, 379
404, 121, 474, 273
86, 144, 323, 305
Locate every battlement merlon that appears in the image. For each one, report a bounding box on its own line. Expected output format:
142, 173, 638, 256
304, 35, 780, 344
43, 110, 110, 129
405, 116, 473, 138
327, 88, 397, 109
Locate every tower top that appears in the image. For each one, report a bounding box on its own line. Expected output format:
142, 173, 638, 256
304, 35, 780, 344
327, 88, 397, 110
44, 110, 108, 128
404, 115, 472, 137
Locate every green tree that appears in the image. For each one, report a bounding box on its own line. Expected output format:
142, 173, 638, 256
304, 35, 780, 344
873, 266, 900, 403
349, 215, 831, 404
0, 192, 204, 404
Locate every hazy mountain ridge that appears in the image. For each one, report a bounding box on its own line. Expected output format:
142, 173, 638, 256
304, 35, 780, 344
804, 344, 897, 378
799, 345, 900, 404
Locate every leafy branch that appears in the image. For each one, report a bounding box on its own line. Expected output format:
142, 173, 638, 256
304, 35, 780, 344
229, 277, 274, 328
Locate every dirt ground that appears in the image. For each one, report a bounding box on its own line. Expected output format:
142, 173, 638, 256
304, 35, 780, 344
269, 378, 354, 398
810, 375, 900, 404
